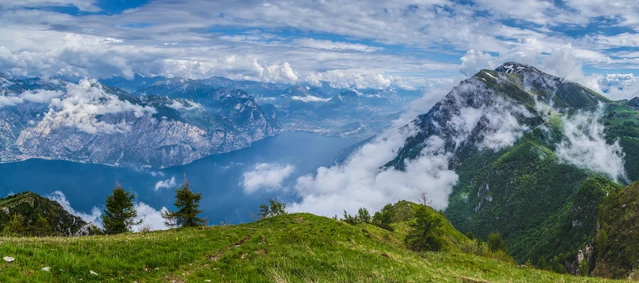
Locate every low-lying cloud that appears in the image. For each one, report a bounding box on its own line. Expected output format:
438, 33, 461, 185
154, 176, 177, 191
289, 123, 459, 217
556, 105, 628, 182
0, 89, 64, 108
43, 78, 156, 134
241, 163, 295, 193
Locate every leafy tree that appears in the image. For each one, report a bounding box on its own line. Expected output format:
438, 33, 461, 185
488, 232, 507, 252
30, 214, 53, 237
356, 207, 371, 223
259, 198, 287, 219
372, 204, 395, 231
101, 183, 140, 234
2, 213, 26, 236
162, 179, 206, 228
405, 205, 445, 252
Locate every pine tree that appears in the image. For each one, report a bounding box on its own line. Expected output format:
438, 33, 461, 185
162, 178, 206, 228
101, 182, 140, 234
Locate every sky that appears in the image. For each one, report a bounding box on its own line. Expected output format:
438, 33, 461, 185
1, 0, 639, 97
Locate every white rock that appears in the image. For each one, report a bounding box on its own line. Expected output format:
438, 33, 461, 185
205, 280, 211, 282
3, 256, 14, 263
42, 267, 51, 272
90, 270, 98, 276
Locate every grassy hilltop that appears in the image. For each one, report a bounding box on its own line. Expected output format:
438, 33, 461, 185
0, 210, 617, 282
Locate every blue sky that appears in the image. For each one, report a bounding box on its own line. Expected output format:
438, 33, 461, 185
0, 0, 639, 97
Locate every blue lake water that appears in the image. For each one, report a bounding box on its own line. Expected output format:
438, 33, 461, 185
0, 132, 356, 225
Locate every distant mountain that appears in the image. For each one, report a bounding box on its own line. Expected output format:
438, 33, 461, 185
0, 192, 92, 236
0, 75, 279, 168
382, 62, 639, 274
104, 74, 419, 139
100, 74, 169, 93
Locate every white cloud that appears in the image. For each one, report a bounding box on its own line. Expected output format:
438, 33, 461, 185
459, 49, 499, 77
42, 78, 156, 134
166, 99, 202, 111
264, 62, 299, 83
241, 163, 295, 193
133, 202, 170, 231
598, 73, 639, 100
289, 123, 458, 217
290, 95, 331, 102
154, 176, 177, 191
0, 89, 64, 108
556, 105, 628, 182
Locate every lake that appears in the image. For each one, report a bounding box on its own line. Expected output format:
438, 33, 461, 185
0, 132, 357, 226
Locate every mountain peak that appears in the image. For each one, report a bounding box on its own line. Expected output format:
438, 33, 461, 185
494, 62, 542, 75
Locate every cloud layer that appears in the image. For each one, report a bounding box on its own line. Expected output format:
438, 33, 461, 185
3, 1, 639, 91
241, 163, 296, 193
556, 106, 628, 181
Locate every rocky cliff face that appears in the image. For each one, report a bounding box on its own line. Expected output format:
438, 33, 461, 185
0, 76, 279, 168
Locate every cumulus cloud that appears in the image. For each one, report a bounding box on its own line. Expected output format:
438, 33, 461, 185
154, 176, 177, 191
47, 190, 170, 231
289, 123, 458, 217
133, 202, 170, 231
0, 89, 64, 108
241, 163, 296, 193
598, 73, 639, 100
166, 99, 202, 111
43, 78, 156, 134
459, 49, 499, 77
263, 62, 299, 83
556, 105, 628, 181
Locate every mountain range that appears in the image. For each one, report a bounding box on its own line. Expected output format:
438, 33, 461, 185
0, 73, 419, 168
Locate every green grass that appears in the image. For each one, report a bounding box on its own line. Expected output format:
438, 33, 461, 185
0, 213, 620, 282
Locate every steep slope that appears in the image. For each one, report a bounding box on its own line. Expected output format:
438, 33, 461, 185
593, 181, 639, 279
0, 213, 611, 282
0, 76, 279, 168
387, 62, 635, 272
0, 192, 90, 236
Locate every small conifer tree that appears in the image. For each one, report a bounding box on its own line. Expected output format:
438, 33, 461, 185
162, 176, 206, 228
101, 182, 140, 234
